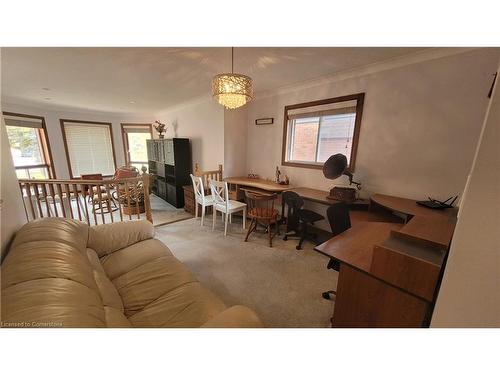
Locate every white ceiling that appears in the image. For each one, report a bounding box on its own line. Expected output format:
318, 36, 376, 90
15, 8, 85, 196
1, 47, 428, 114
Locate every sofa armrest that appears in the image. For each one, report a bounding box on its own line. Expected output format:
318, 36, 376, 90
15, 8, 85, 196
88, 220, 154, 257
201, 306, 264, 328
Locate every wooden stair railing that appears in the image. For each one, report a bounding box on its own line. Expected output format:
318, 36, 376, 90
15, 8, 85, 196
194, 163, 223, 187
17, 174, 152, 225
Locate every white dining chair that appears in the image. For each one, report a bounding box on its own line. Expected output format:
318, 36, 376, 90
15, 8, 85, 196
210, 180, 246, 236
190, 174, 215, 226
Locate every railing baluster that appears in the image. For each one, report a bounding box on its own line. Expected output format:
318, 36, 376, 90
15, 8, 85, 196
65, 184, 74, 219
24, 182, 36, 220
57, 184, 66, 218
143, 174, 152, 223
135, 180, 140, 220
19, 182, 29, 220
96, 183, 106, 224
125, 181, 132, 220
72, 184, 82, 221
32, 183, 43, 218
48, 184, 58, 217
105, 182, 114, 223
81, 183, 90, 225
40, 183, 51, 217
116, 182, 123, 222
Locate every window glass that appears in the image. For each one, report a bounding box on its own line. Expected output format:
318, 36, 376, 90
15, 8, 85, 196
127, 132, 150, 163
316, 113, 356, 163
6, 125, 45, 166
62, 121, 116, 178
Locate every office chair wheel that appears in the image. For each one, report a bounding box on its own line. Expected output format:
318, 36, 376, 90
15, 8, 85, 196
322, 290, 336, 300
296, 245, 302, 250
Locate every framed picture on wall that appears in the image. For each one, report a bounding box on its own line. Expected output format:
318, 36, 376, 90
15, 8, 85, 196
255, 117, 274, 125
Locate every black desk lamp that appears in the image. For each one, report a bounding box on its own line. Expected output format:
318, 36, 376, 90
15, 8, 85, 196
322, 154, 361, 201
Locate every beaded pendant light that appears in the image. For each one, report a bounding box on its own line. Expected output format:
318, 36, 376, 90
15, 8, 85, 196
212, 47, 253, 109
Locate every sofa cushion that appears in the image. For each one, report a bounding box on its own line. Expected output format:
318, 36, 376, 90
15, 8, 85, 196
128, 282, 226, 328
88, 220, 154, 257
2, 241, 98, 291
1, 218, 105, 328
98, 237, 226, 326
10, 217, 89, 255
86, 248, 124, 312
1, 278, 106, 328
99, 239, 173, 280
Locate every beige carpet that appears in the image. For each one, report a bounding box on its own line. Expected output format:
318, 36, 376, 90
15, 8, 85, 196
155, 216, 337, 327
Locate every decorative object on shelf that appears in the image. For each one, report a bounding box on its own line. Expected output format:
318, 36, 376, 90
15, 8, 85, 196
284, 175, 290, 185
141, 165, 148, 174
212, 47, 253, 109
153, 120, 167, 138
323, 153, 362, 202
255, 117, 274, 125
275, 166, 281, 183
247, 173, 260, 179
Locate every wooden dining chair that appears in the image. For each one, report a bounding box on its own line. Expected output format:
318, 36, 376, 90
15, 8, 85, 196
244, 191, 280, 247
81, 173, 116, 214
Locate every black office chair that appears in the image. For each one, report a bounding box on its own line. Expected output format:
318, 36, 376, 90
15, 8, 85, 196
282, 191, 325, 250
322, 202, 352, 300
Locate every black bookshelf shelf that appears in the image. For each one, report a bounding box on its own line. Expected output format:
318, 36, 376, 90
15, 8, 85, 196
147, 138, 191, 208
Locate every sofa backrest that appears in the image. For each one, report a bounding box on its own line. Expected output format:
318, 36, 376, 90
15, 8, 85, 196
1, 218, 107, 328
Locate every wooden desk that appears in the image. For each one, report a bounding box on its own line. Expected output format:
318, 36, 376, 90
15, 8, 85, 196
290, 187, 402, 224
314, 193, 457, 328
315, 222, 403, 272
290, 187, 368, 208
224, 177, 291, 193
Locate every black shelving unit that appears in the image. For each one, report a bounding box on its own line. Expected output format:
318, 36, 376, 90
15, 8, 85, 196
147, 138, 191, 208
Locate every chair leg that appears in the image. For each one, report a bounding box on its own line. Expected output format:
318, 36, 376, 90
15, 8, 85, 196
201, 205, 205, 226
224, 212, 228, 236
229, 213, 232, 223
268, 221, 272, 247
195, 202, 198, 219
212, 209, 216, 231
242, 207, 246, 229
244, 218, 255, 242
297, 222, 308, 250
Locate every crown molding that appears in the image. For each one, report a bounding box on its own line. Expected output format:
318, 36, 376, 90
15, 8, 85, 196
254, 47, 478, 100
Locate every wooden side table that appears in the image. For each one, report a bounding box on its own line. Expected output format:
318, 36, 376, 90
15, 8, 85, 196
183, 185, 195, 214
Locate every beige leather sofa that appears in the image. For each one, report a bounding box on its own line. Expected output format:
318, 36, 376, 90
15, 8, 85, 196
1, 218, 262, 328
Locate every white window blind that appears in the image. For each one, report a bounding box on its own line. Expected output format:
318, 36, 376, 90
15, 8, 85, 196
62, 121, 116, 177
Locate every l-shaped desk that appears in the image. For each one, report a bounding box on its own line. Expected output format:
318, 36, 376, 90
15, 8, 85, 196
315, 194, 457, 327
224, 176, 457, 327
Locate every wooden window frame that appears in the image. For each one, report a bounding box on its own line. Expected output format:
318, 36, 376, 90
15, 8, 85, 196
3, 111, 57, 178
281, 93, 365, 172
120, 123, 153, 166
60, 118, 117, 179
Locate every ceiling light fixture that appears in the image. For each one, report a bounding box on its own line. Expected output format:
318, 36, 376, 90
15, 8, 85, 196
212, 47, 253, 109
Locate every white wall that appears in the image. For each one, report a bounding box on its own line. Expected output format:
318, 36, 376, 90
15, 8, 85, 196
1, 101, 152, 179
246, 48, 500, 202
431, 63, 500, 328
155, 97, 224, 172
1, 92, 27, 259
224, 106, 248, 177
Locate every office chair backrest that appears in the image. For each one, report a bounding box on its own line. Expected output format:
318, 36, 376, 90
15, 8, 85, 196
282, 191, 304, 232
327, 202, 351, 237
